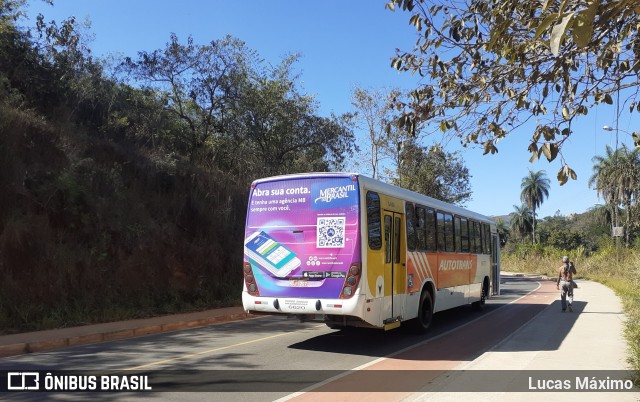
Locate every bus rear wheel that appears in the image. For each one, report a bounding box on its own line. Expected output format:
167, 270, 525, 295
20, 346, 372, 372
411, 290, 433, 334
472, 278, 489, 311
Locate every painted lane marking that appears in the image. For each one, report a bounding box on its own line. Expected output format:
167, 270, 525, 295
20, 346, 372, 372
124, 323, 326, 371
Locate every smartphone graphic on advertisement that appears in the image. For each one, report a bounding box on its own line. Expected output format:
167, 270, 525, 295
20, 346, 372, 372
244, 231, 301, 278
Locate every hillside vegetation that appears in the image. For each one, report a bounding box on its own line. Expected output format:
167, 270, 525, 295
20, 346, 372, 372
0, 2, 355, 332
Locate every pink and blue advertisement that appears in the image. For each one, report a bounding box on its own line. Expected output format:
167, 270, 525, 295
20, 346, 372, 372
244, 175, 361, 298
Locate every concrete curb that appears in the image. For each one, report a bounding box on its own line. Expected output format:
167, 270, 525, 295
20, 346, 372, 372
501, 272, 551, 280
0, 312, 252, 359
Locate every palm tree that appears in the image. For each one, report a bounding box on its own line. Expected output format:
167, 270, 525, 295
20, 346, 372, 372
589, 145, 640, 247
520, 170, 550, 244
495, 217, 511, 247
612, 146, 640, 247
589, 145, 618, 229
509, 204, 533, 243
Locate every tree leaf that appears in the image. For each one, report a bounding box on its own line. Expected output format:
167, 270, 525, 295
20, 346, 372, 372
541, 143, 559, 161
557, 0, 570, 16
557, 166, 568, 185
535, 14, 557, 38
572, 1, 599, 49
483, 140, 498, 155
562, 105, 570, 120
550, 13, 575, 56
529, 152, 538, 163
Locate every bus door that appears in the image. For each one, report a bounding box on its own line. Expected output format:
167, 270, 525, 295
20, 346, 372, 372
383, 211, 405, 326
491, 234, 500, 295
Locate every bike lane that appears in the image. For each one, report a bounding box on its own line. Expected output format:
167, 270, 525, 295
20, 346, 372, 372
283, 279, 558, 401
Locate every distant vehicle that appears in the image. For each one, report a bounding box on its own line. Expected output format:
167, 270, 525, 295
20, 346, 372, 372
242, 173, 500, 332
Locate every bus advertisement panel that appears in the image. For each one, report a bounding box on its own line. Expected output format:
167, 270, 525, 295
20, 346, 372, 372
244, 175, 361, 299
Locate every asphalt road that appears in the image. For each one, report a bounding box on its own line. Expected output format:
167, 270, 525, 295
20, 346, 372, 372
0, 278, 538, 401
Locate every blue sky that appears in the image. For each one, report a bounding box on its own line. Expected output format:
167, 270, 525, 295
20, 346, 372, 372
24, 0, 635, 219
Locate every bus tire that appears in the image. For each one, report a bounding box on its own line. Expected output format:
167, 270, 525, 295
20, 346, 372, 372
472, 278, 489, 311
411, 290, 433, 334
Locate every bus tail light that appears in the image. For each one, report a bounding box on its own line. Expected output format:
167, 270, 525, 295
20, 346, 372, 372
243, 262, 260, 296
341, 262, 361, 299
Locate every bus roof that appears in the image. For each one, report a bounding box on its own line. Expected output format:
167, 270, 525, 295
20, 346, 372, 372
251, 172, 494, 225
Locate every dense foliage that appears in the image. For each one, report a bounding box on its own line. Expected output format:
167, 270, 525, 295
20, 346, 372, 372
504, 205, 624, 252
0, 2, 356, 331
393, 142, 472, 205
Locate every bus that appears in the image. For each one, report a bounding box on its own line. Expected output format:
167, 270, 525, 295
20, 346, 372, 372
242, 172, 500, 332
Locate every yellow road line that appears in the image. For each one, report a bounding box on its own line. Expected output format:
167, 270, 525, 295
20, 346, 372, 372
124, 324, 325, 371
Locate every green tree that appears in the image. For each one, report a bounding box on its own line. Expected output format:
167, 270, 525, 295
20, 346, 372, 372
509, 204, 533, 243
392, 141, 471, 205
495, 217, 510, 247
125, 34, 253, 162
386, 0, 640, 182
589, 145, 640, 247
589, 204, 615, 231
611, 146, 640, 248
2, 0, 94, 119
536, 214, 588, 250
520, 170, 550, 244
590, 145, 621, 239
0, 0, 23, 29
224, 55, 356, 178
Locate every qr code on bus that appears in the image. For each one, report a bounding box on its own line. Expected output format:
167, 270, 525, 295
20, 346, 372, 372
317, 217, 346, 248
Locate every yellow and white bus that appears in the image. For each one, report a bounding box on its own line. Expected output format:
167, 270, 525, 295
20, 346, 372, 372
242, 173, 500, 332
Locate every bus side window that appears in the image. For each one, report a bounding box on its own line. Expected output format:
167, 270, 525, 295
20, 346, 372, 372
473, 221, 481, 253
454, 216, 462, 253
426, 207, 436, 251
366, 191, 382, 250
416, 206, 426, 251
483, 223, 491, 254
444, 213, 454, 252
469, 220, 475, 253
405, 203, 416, 252
460, 217, 469, 252
436, 211, 445, 252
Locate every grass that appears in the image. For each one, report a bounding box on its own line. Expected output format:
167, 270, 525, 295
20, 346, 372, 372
501, 245, 640, 386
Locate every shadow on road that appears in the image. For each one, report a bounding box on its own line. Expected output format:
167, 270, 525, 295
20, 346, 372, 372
289, 278, 585, 362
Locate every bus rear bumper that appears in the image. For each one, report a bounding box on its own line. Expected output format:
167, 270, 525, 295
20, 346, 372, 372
242, 292, 365, 317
